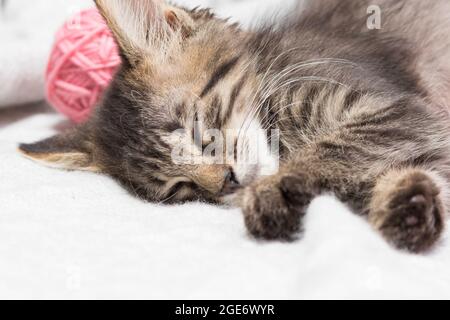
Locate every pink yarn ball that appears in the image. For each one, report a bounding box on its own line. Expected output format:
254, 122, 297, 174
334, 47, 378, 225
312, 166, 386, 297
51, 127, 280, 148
46, 8, 121, 123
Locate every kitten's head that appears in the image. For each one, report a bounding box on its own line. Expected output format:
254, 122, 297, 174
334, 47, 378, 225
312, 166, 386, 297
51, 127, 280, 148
19, 0, 278, 204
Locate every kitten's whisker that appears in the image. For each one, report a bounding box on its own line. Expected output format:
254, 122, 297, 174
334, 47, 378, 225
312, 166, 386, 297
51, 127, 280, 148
261, 98, 307, 131
159, 188, 182, 204
237, 46, 302, 144
237, 48, 307, 140
241, 74, 348, 142
258, 58, 357, 100
260, 77, 352, 129
239, 59, 357, 142
258, 59, 356, 109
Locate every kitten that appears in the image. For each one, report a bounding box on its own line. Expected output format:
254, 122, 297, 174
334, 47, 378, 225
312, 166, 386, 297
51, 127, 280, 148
20, 0, 450, 253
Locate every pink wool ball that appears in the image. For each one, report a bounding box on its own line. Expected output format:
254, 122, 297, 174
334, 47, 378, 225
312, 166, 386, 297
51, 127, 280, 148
46, 8, 121, 123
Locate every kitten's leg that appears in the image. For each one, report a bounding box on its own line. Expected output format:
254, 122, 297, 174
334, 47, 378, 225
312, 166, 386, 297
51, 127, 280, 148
240, 159, 447, 251
239, 154, 369, 241
368, 168, 446, 252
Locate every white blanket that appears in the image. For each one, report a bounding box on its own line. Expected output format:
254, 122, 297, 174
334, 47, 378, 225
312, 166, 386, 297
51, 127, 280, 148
1, 0, 450, 300
2, 108, 450, 299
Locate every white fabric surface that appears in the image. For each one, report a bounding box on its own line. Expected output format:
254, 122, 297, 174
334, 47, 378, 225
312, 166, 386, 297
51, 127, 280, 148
1, 0, 450, 300
1, 108, 450, 299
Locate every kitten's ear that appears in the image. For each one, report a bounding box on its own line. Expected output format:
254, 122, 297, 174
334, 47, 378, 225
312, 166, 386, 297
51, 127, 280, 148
94, 0, 193, 64
18, 129, 100, 172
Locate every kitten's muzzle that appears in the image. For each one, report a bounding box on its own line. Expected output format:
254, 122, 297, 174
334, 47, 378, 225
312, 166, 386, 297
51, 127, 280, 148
191, 165, 241, 196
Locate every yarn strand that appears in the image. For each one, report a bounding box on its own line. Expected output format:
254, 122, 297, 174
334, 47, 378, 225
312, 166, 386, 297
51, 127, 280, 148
46, 9, 121, 123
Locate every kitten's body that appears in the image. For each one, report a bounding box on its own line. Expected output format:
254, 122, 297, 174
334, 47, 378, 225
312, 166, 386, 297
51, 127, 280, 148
20, 0, 450, 252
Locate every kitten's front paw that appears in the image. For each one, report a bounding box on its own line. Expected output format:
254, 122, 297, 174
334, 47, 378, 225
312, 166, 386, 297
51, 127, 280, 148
375, 172, 445, 253
241, 174, 315, 241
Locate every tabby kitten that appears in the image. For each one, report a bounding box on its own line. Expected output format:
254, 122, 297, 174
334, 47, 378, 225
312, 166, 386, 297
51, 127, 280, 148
20, 0, 450, 253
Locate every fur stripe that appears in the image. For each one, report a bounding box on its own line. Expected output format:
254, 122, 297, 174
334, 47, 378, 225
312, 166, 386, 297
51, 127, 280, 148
222, 75, 247, 126
200, 57, 240, 97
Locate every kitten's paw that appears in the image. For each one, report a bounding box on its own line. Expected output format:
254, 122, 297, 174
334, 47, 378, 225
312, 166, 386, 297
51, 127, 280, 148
241, 174, 315, 241
374, 172, 445, 253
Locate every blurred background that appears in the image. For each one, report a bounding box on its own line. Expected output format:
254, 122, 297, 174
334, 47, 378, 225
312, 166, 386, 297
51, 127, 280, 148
0, 0, 295, 111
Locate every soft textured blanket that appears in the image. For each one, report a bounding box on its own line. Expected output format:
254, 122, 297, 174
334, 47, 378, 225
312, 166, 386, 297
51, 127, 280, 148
1, 107, 450, 299
1, 0, 450, 300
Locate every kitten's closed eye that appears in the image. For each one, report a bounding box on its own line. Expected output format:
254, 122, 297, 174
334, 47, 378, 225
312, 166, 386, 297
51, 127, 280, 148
163, 180, 196, 203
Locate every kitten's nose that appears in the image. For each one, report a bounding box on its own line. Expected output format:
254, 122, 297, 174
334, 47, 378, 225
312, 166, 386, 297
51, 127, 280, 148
221, 169, 241, 195
192, 165, 241, 195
